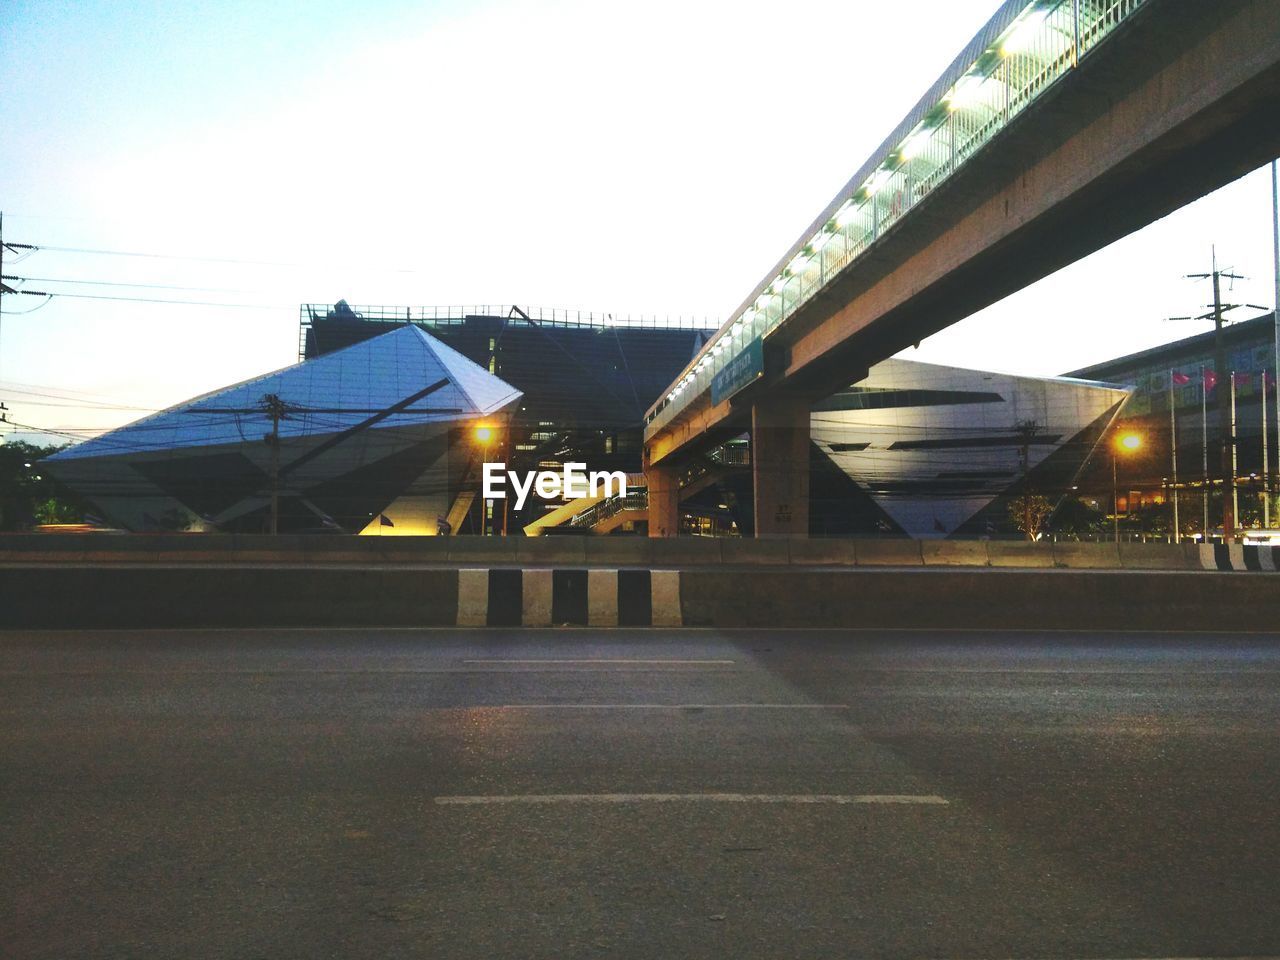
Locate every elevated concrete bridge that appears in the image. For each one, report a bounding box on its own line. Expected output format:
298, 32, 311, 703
643, 0, 1280, 537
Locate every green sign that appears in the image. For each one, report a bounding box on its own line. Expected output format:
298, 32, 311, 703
711, 335, 763, 406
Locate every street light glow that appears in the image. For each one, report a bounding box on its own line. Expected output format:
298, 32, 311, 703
474, 426, 493, 443
1119, 433, 1142, 451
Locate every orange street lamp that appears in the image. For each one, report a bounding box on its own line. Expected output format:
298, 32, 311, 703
1113, 432, 1143, 543
473, 425, 494, 534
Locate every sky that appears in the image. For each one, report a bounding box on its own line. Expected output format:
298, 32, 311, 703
2, 0, 1278, 446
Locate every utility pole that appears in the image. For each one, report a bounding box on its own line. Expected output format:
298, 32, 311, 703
1230, 372, 1240, 527
261, 393, 288, 535
1273, 160, 1280, 530
1210, 252, 1236, 542
1262, 370, 1270, 528
0, 213, 43, 386
1169, 372, 1180, 542
1178, 250, 1269, 542
1198, 363, 1208, 537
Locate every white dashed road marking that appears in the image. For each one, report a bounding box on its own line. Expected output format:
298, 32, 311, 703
435, 793, 948, 806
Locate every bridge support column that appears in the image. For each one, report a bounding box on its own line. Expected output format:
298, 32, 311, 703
752, 397, 809, 538
646, 462, 680, 538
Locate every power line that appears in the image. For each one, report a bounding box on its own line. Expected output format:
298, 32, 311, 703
2, 274, 267, 295
29, 242, 425, 275
7, 288, 288, 310
30, 244, 312, 269
2, 296, 54, 315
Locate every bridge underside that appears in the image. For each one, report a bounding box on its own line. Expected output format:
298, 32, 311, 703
645, 0, 1280, 537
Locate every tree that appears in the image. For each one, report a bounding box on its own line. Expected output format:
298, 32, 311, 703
1012, 419, 1043, 539
1008, 494, 1052, 541
1050, 497, 1105, 540
0, 441, 89, 530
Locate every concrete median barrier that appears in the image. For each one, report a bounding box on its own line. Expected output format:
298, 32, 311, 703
584, 537, 653, 567
516, 537, 588, 567
921, 541, 989, 566
650, 537, 723, 566
5, 560, 1280, 630
1118, 542, 1194, 570
721, 538, 790, 565
854, 540, 924, 566
986, 542, 1055, 567
678, 568, 1280, 631
787, 539, 859, 566
1052, 542, 1121, 568
0, 565, 460, 629
446, 537, 519, 565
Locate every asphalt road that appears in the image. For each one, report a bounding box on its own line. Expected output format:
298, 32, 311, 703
2, 628, 1278, 959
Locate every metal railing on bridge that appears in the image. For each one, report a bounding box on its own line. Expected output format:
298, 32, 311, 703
568, 492, 649, 529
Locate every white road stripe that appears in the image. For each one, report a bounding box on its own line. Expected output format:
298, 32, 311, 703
494, 703, 848, 709
435, 793, 947, 806
461, 659, 735, 665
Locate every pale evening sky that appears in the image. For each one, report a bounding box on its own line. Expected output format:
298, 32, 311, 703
2, 0, 1277, 445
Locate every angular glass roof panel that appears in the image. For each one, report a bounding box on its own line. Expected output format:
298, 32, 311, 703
51, 325, 522, 461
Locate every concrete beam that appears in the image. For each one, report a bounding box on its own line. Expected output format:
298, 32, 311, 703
752, 397, 811, 538
645, 461, 681, 539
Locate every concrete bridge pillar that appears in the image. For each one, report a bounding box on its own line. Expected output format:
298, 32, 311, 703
645, 461, 680, 538
752, 397, 810, 538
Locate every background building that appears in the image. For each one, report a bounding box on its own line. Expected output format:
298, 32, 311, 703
301, 302, 714, 532
1067, 311, 1279, 538
618, 359, 1127, 539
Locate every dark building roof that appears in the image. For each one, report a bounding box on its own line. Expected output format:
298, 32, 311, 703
303, 304, 711, 432
1066, 311, 1277, 382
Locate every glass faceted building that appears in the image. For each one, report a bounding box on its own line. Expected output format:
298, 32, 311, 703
44, 325, 522, 534
675, 358, 1129, 539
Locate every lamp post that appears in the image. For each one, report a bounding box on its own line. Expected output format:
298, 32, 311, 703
1113, 432, 1142, 544
474, 424, 493, 536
